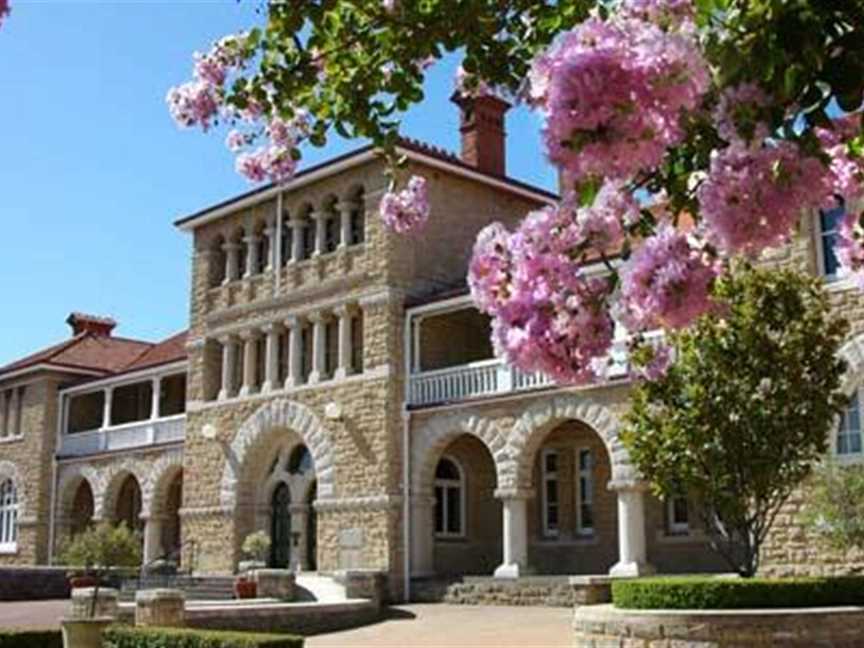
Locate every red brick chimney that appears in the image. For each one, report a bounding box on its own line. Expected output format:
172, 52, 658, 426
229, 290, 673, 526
66, 313, 117, 337
451, 92, 511, 177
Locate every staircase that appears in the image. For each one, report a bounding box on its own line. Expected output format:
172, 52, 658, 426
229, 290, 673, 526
120, 574, 236, 602
295, 573, 348, 602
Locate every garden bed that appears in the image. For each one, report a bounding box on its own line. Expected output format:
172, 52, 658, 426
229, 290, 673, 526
612, 575, 864, 610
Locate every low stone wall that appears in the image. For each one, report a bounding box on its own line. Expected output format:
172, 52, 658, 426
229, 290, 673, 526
573, 604, 864, 647
0, 567, 71, 601
185, 600, 381, 635
444, 576, 611, 608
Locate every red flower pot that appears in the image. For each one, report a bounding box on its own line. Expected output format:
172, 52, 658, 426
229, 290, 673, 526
69, 575, 98, 589
234, 578, 257, 599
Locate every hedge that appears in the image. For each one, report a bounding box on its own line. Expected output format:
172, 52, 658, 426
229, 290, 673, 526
612, 575, 864, 610
0, 629, 62, 648
103, 626, 304, 648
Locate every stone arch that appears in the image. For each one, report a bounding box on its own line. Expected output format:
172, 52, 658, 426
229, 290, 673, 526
142, 450, 184, 518
57, 463, 103, 520
0, 461, 27, 521
99, 460, 147, 523
220, 399, 334, 510
411, 411, 510, 497
509, 395, 638, 490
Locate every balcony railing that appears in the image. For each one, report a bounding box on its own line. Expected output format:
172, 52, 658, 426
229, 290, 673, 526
59, 415, 186, 457
407, 336, 644, 407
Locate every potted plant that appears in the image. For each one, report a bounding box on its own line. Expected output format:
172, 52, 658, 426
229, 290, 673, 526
234, 575, 258, 599
57, 522, 142, 648
238, 530, 271, 574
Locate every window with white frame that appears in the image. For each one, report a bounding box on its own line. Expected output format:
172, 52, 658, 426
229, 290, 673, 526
434, 457, 465, 537
817, 199, 845, 280
666, 495, 690, 535
541, 449, 560, 537
837, 390, 863, 457
576, 448, 595, 536
0, 479, 18, 552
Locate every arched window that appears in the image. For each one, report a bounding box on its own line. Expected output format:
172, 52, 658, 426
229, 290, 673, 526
288, 445, 314, 475
434, 456, 465, 538
0, 479, 18, 552
836, 390, 863, 457
209, 236, 227, 287
350, 188, 365, 245
816, 198, 845, 281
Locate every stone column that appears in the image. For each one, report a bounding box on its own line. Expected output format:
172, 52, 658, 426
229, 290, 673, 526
412, 316, 424, 373
142, 516, 163, 564
218, 336, 237, 401
239, 331, 258, 397
135, 589, 185, 628
223, 242, 240, 283
261, 323, 281, 394
337, 201, 355, 249
334, 304, 355, 380
244, 234, 260, 278
494, 490, 531, 579
264, 225, 276, 271
609, 483, 655, 577
410, 495, 436, 577
311, 211, 328, 257
150, 376, 161, 420
102, 387, 113, 429
284, 317, 302, 388
308, 313, 326, 384
288, 219, 304, 263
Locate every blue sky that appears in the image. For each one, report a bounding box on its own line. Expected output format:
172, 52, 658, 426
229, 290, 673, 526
0, 2, 556, 366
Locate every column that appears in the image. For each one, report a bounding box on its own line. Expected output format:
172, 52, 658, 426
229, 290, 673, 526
410, 495, 436, 577
261, 323, 281, 394
290, 503, 310, 572
223, 242, 240, 283
218, 336, 237, 401
150, 376, 161, 420
102, 387, 113, 429
244, 234, 260, 278
142, 516, 164, 565
311, 211, 327, 257
289, 219, 304, 263
284, 317, 302, 388
334, 305, 354, 380
337, 201, 355, 249
308, 313, 326, 384
412, 316, 424, 373
239, 331, 258, 397
264, 225, 276, 271
609, 484, 655, 578
494, 490, 531, 579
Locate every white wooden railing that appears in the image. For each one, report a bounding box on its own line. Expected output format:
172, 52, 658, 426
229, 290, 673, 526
59, 415, 186, 457
407, 334, 658, 407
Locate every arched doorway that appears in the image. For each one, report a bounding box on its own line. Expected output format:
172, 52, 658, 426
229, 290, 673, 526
270, 482, 292, 568
70, 480, 94, 539
114, 474, 143, 536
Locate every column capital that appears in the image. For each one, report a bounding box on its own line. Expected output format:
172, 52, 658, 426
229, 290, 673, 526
287, 219, 307, 229
306, 311, 327, 325
239, 329, 260, 342
242, 234, 261, 244
334, 303, 359, 318
283, 316, 301, 330
336, 200, 358, 213
222, 241, 241, 252
607, 479, 650, 494
310, 210, 331, 221
260, 322, 283, 335
217, 334, 237, 345
494, 488, 535, 501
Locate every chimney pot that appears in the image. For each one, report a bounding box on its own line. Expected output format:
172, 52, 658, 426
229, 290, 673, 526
66, 313, 117, 338
451, 92, 511, 177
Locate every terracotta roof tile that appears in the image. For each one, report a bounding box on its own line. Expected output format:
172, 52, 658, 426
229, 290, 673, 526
122, 331, 188, 373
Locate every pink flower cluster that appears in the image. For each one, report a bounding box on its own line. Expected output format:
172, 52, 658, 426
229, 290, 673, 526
535, 9, 708, 181
379, 176, 430, 234
698, 141, 830, 256
567, 180, 641, 253
714, 83, 771, 144
232, 112, 310, 184
618, 223, 718, 330
837, 206, 864, 288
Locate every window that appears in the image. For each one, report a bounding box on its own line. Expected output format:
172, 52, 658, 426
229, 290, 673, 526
667, 496, 690, 535
159, 374, 186, 417
280, 224, 293, 266
350, 314, 364, 373
576, 448, 594, 536
325, 215, 339, 253
818, 200, 845, 280
110, 381, 153, 426
324, 319, 339, 377
1, 390, 9, 438
277, 331, 290, 384
541, 449, 559, 537
256, 234, 269, 273
255, 336, 267, 387
350, 204, 365, 245
837, 391, 863, 456
0, 479, 18, 552
300, 325, 313, 383
288, 445, 314, 475
434, 457, 465, 537
302, 222, 315, 259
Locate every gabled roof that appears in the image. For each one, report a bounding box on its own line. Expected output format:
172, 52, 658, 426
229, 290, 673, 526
122, 330, 188, 373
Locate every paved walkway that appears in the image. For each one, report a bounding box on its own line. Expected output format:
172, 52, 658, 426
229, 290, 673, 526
0, 601, 572, 647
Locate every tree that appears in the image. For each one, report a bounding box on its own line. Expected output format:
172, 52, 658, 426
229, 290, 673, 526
622, 266, 849, 577
804, 461, 864, 554
166, 1, 864, 385
58, 522, 142, 617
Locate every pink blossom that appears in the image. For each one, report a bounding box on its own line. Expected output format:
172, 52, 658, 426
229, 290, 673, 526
620, 0, 695, 27
0, 0, 10, 27
619, 223, 717, 330
540, 15, 708, 181
379, 176, 430, 234
225, 130, 247, 152
714, 83, 771, 144
235, 149, 269, 183
193, 52, 227, 87
566, 180, 640, 254
817, 114, 864, 208
633, 342, 674, 381
698, 141, 830, 256
836, 205, 864, 288
468, 223, 513, 313
166, 80, 221, 131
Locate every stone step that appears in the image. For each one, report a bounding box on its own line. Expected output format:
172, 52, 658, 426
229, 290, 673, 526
442, 575, 612, 608
119, 575, 236, 602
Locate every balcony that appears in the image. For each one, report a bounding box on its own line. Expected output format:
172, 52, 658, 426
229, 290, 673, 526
58, 415, 186, 457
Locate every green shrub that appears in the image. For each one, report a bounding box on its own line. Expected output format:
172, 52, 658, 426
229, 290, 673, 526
103, 626, 304, 648
0, 629, 62, 648
613, 576, 864, 610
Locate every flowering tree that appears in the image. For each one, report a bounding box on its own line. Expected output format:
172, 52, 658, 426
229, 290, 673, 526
168, 1, 864, 384
623, 266, 848, 577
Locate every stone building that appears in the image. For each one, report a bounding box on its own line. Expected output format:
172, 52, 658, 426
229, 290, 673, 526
0, 95, 862, 600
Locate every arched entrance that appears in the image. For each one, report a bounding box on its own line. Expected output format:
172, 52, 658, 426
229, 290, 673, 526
114, 474, 143, 535
270, 482, 292, 568
70, 480, 94, 539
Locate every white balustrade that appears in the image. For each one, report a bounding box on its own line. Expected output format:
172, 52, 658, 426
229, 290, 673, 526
59, 415, 185, 457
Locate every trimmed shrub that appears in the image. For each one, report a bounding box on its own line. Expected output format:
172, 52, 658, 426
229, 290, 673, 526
103, 626, 304, 647
0, 629, 62, 648
613, 576, 864, 610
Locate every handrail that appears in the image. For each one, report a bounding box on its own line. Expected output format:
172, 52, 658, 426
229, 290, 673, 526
140, 538, 199, 576
63, 413, 186, 437
410, 357, 502, 379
